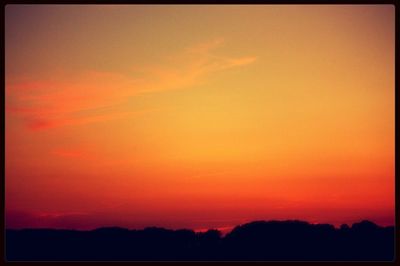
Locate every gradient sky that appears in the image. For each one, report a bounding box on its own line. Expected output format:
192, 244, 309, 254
5, 5, 395, 231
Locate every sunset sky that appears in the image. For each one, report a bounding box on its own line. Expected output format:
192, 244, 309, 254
5, 5, 394, 231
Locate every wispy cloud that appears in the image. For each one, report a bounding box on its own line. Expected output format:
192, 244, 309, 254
7, 39, 257, 130
5, 210, 91, 230
24, 108, 157, 130
51, 148, 85, 158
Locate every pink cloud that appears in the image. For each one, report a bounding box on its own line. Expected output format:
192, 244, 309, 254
5, 210, 90, 230
6, 39, 257, 130
22, 107, 157, 130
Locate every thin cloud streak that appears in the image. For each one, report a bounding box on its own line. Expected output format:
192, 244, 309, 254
24, 108, 157, 130
6, 39, 256, 130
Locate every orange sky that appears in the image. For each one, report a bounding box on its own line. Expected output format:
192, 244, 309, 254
5, 5, 395, 230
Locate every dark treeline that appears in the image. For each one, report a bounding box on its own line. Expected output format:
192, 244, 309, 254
6, 220, 395, 261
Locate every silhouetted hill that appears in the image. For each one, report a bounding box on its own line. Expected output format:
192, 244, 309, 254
221, 220, 394, 261
5, 220, 394, 261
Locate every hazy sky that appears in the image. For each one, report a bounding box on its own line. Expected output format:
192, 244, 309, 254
5, 5, 394, 231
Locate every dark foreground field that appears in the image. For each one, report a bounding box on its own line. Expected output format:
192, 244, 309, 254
6, 220, 395, 261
